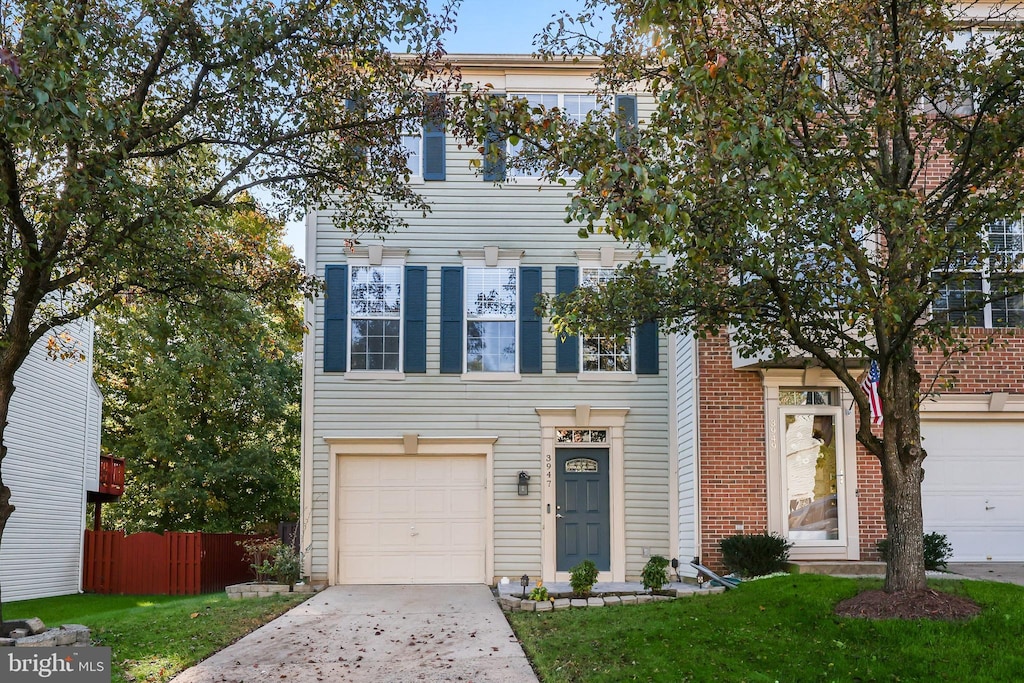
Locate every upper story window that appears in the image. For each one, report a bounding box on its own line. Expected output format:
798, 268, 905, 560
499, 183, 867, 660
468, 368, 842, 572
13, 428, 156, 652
465, 266, 518, 372
401, 92, 445, 181
350, 265, 402, 371
580, 266, 633, 373
933, 217, 1024, 328
507, 93, 598, 179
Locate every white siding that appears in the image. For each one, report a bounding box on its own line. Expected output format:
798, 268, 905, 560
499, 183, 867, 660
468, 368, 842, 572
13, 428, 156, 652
304, 62, 674, 582
0, 319, 100, 601
674, 331, 699, 577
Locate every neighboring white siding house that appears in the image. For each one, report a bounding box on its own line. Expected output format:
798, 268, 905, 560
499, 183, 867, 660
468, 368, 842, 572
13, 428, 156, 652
0, 318, 102, 601
302, 55, 674, 585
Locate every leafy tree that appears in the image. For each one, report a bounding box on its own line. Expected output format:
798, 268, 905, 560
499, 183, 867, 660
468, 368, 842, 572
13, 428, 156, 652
0, 0, 453, 619
94, 207, 302, 534
461, 0, 1024, 594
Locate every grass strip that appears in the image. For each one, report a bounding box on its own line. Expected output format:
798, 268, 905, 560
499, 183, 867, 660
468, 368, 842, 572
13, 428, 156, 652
8, 591, 308, 682
509, 574, 1024, 682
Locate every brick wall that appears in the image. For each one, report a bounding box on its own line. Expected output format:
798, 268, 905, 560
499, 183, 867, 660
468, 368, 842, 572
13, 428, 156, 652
696, 334, 769, 569
696, 329, 1023, 569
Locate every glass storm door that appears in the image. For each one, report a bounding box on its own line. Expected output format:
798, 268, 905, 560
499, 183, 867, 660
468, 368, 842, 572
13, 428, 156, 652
781, 406, 846, 545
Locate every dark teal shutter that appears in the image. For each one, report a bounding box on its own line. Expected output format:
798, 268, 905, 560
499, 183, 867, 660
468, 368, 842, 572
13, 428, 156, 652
403, 266, 427, 373
555, 266, 579, 373
519, 266, 543, 374
636, 320, 659, 375
615, 94, 637, 149
323, 265, 348, 372
423, 93, 446, 181
440, 266, 464, 374
482, 94, 506, 182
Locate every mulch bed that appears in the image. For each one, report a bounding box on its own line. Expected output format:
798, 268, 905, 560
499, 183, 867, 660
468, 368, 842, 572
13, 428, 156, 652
834, 588, 981, 621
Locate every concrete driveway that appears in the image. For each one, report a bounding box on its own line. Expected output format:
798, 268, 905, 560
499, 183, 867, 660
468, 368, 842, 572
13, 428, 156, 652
947, 562, 1024, 586
172, 585, 538, 683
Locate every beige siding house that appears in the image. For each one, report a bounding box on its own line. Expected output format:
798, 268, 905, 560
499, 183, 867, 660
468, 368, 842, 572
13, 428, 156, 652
301, 56, 674, 586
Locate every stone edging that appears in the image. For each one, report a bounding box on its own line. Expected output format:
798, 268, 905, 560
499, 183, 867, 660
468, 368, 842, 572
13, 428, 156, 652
498, 588, 725, 613
226, 582, 317, 599
0, 624, 91, 647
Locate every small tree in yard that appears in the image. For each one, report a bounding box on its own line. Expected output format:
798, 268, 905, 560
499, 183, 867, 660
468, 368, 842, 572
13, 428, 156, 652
461, 0, 1024, 600
0, 0, 456, 623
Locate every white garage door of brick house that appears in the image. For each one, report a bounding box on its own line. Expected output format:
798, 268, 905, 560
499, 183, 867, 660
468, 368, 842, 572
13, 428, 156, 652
921, 421, 1024, 562
336, 455, 488, 584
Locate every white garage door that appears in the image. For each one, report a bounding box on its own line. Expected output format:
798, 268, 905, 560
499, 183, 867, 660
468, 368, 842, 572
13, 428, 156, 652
336, 456, 487, 584
921, 421, 1024, 561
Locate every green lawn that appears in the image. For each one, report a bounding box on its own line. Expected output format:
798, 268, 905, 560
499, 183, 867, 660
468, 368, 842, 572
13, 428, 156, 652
509, 575, 1024, 682
6, 591, 308, 683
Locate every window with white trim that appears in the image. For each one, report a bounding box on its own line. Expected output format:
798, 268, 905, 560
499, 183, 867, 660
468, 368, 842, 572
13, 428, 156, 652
508, 93, 598, 178
465, 266, 518, 372
580, 266, 633, 372
349, 265, 402, 370
933, 217, 1024, 328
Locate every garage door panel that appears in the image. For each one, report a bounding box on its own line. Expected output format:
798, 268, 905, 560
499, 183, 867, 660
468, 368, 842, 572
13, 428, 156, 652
338, 459, 381, 483
413, 489, 447, 513
337, 455, 487, 584
921, 421, 1024, 562
451, 522, 485, 546
452, 491, 485, 514
339, 489, 379, 514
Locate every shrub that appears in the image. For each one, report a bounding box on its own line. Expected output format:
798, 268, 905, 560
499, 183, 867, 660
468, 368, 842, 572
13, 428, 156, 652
272, 542, 302, 585
569, 559, 599, 597
239, 537, 303, 585
641, 555, 670, 591
876, 532, 953, 570
719, 532, 792, 577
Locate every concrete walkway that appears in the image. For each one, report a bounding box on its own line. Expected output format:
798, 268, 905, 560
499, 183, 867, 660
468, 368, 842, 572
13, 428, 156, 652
171, 585, 538, 683
947, 562, 1024, 586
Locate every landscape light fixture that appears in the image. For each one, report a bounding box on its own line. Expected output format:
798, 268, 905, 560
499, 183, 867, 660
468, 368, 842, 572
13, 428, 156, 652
521, 574, 530, 598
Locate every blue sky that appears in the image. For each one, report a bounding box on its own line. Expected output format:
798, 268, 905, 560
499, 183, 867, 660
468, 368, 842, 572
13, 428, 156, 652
433, 0, 589, 53
283, 0, 595, 256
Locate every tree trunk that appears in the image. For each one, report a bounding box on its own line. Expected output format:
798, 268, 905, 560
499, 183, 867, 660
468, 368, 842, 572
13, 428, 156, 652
879, 353, 928, 593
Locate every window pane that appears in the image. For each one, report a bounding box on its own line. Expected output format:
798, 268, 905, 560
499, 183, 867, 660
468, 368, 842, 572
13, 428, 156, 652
582, 334, 631, 372
466, 267, 517, 319
351, 319, 401, 371
466, 321, 516, 372
933, 274, 984, 326
562, 94, 597, 123
991, 278, 1024, 328
989, 218, 1024, 265
402, 134, 421, 176
780, 390, 835, 406
351, 266, 402, 317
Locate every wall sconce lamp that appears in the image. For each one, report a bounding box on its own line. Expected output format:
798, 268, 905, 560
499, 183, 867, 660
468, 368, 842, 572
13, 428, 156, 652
517, 471, 531, 496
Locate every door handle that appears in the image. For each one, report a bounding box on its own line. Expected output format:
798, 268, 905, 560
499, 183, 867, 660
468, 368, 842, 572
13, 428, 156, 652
555, 514, 564, 519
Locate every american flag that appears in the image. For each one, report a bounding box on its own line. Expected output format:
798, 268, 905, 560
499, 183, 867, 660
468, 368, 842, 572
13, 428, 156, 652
860, 360, 883, 425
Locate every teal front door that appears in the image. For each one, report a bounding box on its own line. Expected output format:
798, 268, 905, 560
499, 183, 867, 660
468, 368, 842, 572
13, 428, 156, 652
556, 448, 610, 571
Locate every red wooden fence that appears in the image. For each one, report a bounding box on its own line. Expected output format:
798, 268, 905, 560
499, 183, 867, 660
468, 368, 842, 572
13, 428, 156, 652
83, 531, 265, 595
